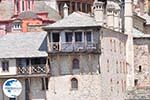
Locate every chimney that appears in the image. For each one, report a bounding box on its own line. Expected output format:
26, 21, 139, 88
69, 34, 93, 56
124, 0, 134, 90
63, 3, 69, 18
93, 0, 104, 26
139, 0, 144, 15
106, 1, 115, 30
114, 2, 120, 31
124, 0, 133, 34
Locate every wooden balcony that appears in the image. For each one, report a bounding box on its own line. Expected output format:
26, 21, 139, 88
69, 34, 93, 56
17, 64, 50, 76
49, 42, 100, 53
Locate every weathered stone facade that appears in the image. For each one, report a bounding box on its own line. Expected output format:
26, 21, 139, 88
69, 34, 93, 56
134, 37, 150, 87
100, 28, 127, 100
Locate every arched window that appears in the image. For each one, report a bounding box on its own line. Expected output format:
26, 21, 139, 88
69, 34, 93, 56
71, 78, 78, 89
72, 58, 79, 69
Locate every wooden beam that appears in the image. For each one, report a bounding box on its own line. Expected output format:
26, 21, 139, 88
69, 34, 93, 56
88, 54, 93, 74
79, 54, 83, 74
68, 54, 72, 74
57, 54, 61, 75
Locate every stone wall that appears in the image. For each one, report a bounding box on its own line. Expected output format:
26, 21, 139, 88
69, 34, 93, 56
134, 38, 150, 87
100, 28, 127, 100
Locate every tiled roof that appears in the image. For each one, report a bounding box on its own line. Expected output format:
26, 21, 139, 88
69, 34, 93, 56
33, 1, 61, 21
0, 32, 48, 58
0, 1, 14, 20
17, 11, 38, 20
139, 13, 150, 25
0, 1, 61, 21
126, 88, 150, 99
44, 12, 99, 29
133, 28, 144, 36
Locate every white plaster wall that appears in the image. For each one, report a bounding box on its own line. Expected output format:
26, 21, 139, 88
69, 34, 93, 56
0, 59, 17, 75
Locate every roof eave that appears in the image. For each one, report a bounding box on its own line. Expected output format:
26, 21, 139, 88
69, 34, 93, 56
43, 25, 101, 31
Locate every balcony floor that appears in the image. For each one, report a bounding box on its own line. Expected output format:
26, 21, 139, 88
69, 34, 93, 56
0, 73, 50, 79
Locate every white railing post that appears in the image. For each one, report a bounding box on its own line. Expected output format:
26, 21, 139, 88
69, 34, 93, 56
29, 59, 32, 74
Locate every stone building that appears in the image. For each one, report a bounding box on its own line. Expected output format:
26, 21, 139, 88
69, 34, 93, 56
43, 0, 128, 100
125, 0, 150, 99
0, 32, 50, 100
0, 0, 130, 100
0, 0, 61, 34
0, 0, 150, 100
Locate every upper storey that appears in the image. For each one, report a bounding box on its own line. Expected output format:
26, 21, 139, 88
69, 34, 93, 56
43, 12, 101, 54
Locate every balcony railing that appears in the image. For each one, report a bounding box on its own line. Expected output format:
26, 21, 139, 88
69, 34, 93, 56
49, 42, 98, 52
17, 64, 50, 75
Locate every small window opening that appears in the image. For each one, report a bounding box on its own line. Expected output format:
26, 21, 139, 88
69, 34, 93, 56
139, 65, 142, 72
1, 61, 9, 72
71, 78, 78, 90
134, 79, 138, 86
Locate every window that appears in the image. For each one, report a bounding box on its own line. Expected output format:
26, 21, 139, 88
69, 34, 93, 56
52, 32, 60, 42
10, 98, 16, 100
71, 78, 78, 90
114, 40, 116, 52
75, 32, 82, 42
28, 0, 31, 9
77, 2, 80, 11
134, 79, 138, 86
117, 81, 119, 84
22, 0, 24, 11
41, 78, 49, 90
121, 80, 124, 92
72, 58, 79, 69
139, 65, 142, 72
87, 4, 91, 13
111, 86, 113, 92
123, 62, 126, 74
13, 22, 21, 29
86, 31, 92, 42
110, 78, 113, 84
120, 61, 122, 73
82, 3, 86, 12
72, 2, 75, 12
107, 59, 109, 72
16, 0, 19, 12
65, 32, 73, 42
1, 61, 9, 72
110, 39, 112, 51
116, 61, 118, 73
117, 81, 119, 94
119, 42, 122, 54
